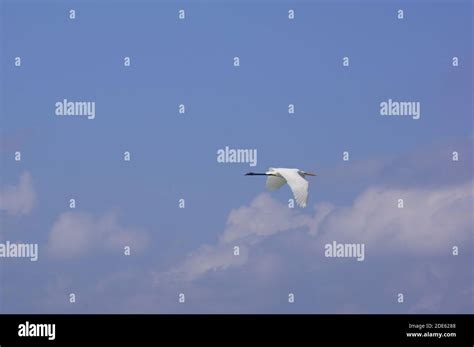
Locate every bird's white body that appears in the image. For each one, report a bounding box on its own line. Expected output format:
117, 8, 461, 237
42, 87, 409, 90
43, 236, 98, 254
246, 167, 316, 208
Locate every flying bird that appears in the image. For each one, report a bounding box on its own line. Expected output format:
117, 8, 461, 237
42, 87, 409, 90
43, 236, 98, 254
245, 168, 316, 207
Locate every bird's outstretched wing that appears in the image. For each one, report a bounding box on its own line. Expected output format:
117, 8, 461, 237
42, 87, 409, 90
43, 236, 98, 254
266, 175, 287, 191
277, 169, 309, 207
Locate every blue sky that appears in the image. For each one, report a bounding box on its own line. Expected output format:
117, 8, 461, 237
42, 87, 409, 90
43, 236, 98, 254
0, 0, 472, 313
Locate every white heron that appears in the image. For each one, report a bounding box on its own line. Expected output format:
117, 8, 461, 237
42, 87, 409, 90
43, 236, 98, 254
245, 168, 316, 207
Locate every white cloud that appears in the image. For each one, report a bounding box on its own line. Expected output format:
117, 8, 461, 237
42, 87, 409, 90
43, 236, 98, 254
0, 172, 36, 216
220, 193, 311, 244
46, 211, 149, 258
155, 180, 473, 284
312, 180, 473, 254
155, 244, 249, 284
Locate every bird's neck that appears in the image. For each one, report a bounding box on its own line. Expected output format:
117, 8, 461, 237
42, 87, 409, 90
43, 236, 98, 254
245, 172, 268, 176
